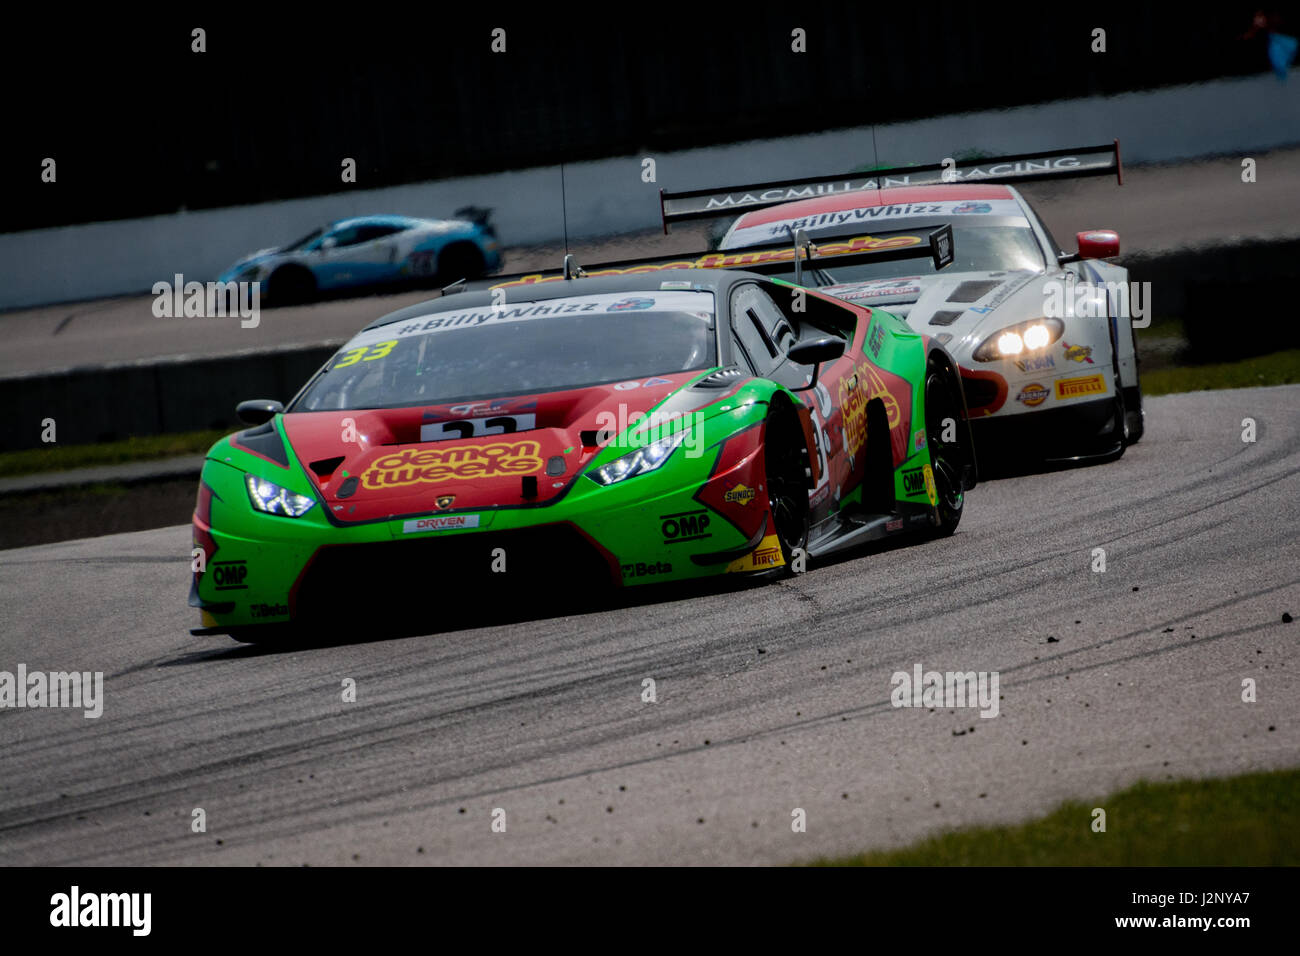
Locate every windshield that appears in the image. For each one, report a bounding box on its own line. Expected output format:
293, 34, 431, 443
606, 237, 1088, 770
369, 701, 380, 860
282, 228, 325, 252
757, 223, 1045, 286
292, 290, 717, 411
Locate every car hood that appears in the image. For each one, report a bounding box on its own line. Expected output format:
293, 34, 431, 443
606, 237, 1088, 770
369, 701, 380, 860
280, 371, 707, 523
219, 248, 283, 281
821, 269, 1050, 356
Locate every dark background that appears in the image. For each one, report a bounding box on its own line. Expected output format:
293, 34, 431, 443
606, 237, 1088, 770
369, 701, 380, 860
2, 2, 1291, 232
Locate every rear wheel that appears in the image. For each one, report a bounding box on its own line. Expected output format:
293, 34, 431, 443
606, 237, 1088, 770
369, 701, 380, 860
924, 360, 968, 536
437, 242, 485, 285
267, 266, 316, 306
764, 401, 811, 569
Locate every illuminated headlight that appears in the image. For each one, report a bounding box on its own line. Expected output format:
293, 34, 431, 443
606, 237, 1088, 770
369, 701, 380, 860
973, 318, 1064, 362
245, 474, 317, 517
587, 431, 688, 486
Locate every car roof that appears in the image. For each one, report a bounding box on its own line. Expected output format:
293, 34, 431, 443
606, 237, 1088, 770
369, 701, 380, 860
328, 214, 426, 230
364, 269, 741, 331
733, 184, 1017, 228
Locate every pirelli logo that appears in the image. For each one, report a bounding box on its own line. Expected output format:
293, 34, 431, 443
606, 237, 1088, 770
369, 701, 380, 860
1055, 374, 1106, 400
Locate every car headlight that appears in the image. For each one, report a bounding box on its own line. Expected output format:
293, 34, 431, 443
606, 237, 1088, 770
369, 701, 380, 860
973, 318, 1064, 362
245, 474, 317, 517
587, 431, 688, 486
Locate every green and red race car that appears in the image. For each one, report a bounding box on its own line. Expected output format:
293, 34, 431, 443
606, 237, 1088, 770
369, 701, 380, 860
191, 237, 977, 640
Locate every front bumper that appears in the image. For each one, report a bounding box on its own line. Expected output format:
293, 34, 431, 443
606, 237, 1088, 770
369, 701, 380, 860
969, 395, 1119, 464
191, 412, 784, 632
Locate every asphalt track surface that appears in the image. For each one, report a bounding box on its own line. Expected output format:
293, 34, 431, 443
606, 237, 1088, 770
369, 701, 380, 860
0, 386, 1296, 865
4, 148, 1300, 376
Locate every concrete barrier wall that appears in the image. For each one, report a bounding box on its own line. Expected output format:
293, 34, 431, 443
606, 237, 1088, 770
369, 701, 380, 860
4, 239, 1297, 451
2, 346, 336, 450
4, 73, 1299, 311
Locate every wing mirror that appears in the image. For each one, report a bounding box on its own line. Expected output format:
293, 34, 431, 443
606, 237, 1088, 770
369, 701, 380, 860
236, 399, 284, 425
1061, 229, 1119, 263
788, 336, 847, 391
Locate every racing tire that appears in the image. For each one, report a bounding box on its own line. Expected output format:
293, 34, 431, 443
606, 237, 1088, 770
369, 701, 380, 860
1123, 385, 1145, 445
437, 242, 486, 286
764, 400, 811, 573
266, 266, 317, 306
924, 358, 968, 537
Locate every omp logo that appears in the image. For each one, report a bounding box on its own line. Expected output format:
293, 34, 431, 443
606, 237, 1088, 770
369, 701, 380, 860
723, 484, 756, 505
622, 561, 672, 578
1055, 374, 1106, 400
661, 510, 711, 544
212, 560, 248, 590
902, 466, 927, 497
249, 603, 289, 619
490, 235, 923, 290
361, 441, 544, 489
50, 886, 150, 936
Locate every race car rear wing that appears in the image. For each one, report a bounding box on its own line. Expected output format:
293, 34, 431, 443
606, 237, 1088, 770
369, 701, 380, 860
484, 225, 955, 292
658, 140, 1123, 232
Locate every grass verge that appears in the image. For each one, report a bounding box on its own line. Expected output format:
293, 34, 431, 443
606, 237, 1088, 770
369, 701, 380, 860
811, 767, 1300, 866
1140, 349, 1300, 397
0, 429, 229, 478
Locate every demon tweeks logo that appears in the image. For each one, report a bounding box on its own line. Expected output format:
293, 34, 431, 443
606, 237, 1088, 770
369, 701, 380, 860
50, 886, 151, 936
360, 441, 543, 489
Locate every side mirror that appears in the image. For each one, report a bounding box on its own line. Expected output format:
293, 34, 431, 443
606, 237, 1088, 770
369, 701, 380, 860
1075, 230, 1119, 259
788, 336, 847, 367
788, 336, 847, 391
236, 399, 284, 425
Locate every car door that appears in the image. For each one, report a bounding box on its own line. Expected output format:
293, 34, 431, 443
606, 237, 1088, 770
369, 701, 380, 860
729, 282, 860, 524
314, 224, 405, 287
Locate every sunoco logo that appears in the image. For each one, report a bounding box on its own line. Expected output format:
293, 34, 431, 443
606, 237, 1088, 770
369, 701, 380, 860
724, 484, 756, 505
212, 560, 248, 590
660, 509, 711, 544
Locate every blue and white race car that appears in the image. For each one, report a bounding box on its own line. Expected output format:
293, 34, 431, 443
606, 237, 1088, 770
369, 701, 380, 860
218, 211, 502, 304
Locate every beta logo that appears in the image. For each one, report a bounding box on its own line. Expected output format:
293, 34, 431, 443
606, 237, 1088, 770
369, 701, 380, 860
212, 560, 248, 591
249, 603, 289, 619
724, 484, 756, 505
622, 561, 672, 578
660, 509, 711, 544
1016, 383, 1050, 407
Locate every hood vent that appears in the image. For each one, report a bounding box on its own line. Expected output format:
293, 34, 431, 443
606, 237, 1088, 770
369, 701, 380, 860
947, 279, 1002, 303
929, 310, 965, 326
695, 366, 746, 389
310, 455, 346, 477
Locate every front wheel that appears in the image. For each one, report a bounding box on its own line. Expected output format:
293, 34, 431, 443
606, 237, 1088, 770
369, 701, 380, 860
764, 401, 811, 571
924, 361, 969, 537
